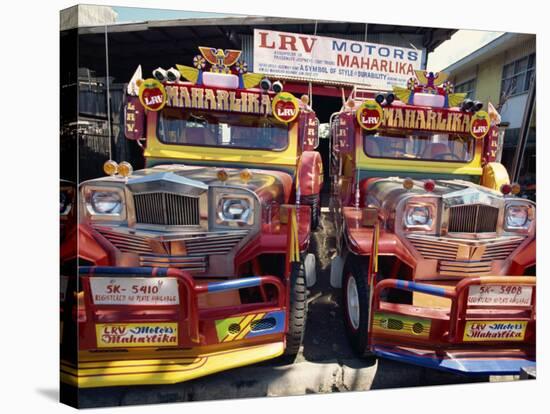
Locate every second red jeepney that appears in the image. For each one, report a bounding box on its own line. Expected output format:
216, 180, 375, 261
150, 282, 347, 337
329, 71, 536, 375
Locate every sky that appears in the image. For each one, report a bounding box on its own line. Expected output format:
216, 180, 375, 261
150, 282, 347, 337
112, 6, 504, 71
113, 6, 235, 22
427, 30, 504, 72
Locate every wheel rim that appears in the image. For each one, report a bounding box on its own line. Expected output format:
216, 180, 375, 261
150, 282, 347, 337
346, 274, 360, 330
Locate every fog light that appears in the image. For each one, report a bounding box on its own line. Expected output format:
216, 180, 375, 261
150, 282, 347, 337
240, 169, 253, 183
103, 160, 118, 176
118, 161, 133, 177
511, 182, 521, 195
500, 183, 512, 195
217, 169, 229, 182
424, 179, 435, 192
403, 178, 414, 190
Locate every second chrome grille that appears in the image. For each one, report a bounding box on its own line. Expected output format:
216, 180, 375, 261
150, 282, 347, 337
448, 204, 499, 233
134, 192, 200, 226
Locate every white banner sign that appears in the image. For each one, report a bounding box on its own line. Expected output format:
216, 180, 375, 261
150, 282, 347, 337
253, 29, 423, 91
90, 277, 179, 306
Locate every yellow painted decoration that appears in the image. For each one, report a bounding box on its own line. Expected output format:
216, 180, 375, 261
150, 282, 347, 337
480, 162, 510, 191
61, 341, 285, 388
463, 320, 527, 342
176, 64, 199, 84
415, 70, 448, 87
392, 86, 412, 104
373, 222, 380, 273
217, 313, 266, 343
198, 47, 241, 70
292, 208, 300, 262
242, 72, 264, 89
95, 323, 178, 348
356, 99, 383, 130
372, 312, 431, 339
448, 92, 467, 108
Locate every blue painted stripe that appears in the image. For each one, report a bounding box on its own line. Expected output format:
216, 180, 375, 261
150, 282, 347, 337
373, 346, 536, 375
246, 310, 286, 339
395, 280, 447, 297
207, 277, 262, 293
79, 266, 169, 276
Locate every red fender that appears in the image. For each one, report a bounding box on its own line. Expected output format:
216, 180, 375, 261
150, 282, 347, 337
509, 237, 536, 275
297, 151, 323, 197
76, 224, 112, 266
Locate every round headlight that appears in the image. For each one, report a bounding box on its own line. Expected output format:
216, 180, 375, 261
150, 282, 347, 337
505, 205, 529, 228
91, 191, 122, 214
405, 206, 430, 226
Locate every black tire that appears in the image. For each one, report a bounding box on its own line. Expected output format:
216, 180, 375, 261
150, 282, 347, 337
311, 199, 321, 231
283, 261, 308, 361
342, 254, 373, 357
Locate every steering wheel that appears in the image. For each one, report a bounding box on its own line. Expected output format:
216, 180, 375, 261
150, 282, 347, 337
432, 152, 463, 161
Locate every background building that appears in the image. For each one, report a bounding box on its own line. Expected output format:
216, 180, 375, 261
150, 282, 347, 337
61, 5, 455, 182
443, 33, 536, 194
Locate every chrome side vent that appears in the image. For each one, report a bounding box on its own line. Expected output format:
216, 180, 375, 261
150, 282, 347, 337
406, 236, 459, 261
407, 234, 526, 263
139, 255, 207, 272
448, 204, 499, 233
94, 227, 249, 272
438, 260, 493, 277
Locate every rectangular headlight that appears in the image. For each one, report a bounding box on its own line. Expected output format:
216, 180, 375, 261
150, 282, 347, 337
504, 202, 535, 232
402, 198, 438, 232
82, 185, 126, 222
210, 187, 257, 227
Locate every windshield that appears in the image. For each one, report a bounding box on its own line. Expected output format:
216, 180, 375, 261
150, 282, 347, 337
158, 108, 289, 151
363, 132, 475, 163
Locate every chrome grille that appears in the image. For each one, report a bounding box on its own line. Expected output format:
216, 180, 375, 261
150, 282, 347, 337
448, 204, 499, 233
406, 236, 459, 261
133, 192, 200, 226
94, 227, 248, 271
182, 231, 249, 255
95, 227, 154, 255
438, 260, 493, 277
407, 235, 526, 262
139, 255, 207, 272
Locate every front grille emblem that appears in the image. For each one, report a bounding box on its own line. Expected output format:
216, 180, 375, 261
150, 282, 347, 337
456, 244, 486, 261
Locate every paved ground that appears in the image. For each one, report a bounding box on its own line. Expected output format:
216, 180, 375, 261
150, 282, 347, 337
77, 211, 516, 408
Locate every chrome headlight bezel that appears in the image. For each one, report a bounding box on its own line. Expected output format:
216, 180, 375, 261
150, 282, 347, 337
504, 201, 535, 233
82, 185, 126, 222
402, 198, 438, 232
210, 186, 258, 228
